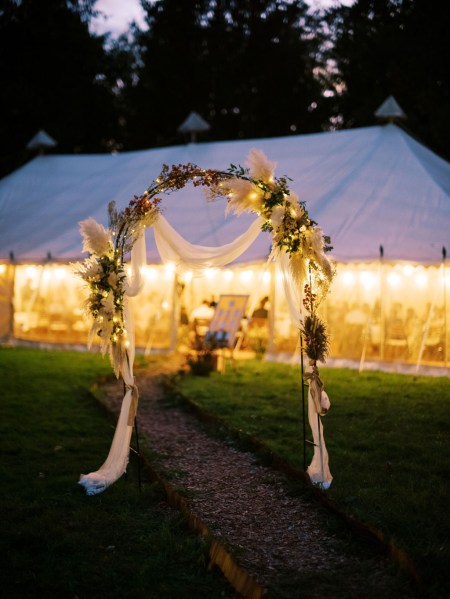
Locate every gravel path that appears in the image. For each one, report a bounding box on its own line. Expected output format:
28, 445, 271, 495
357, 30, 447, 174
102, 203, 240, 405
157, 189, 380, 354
102, 358, 415, 599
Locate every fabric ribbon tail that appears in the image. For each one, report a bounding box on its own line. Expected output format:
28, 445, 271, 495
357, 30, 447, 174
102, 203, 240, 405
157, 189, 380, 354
306, 385, 332, 489
78, 472, 109, 496
78, 384, 137, 495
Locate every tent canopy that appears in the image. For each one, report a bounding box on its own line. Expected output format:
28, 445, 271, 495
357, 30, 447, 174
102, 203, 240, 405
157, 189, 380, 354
1, 124, 449, 264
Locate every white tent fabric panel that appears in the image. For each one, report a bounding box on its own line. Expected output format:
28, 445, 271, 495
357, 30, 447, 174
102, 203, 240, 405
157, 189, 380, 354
1, 124, 449, 264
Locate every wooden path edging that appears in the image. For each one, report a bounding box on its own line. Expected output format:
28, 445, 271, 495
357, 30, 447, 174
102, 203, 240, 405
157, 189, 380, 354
140, 456, 266, 599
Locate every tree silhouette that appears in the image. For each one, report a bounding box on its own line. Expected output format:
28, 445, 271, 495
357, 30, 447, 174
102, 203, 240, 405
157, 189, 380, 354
123, 0, 323, 148
323, 0, 450, 158
0, 0, 122, 177
1, 0, 449, 178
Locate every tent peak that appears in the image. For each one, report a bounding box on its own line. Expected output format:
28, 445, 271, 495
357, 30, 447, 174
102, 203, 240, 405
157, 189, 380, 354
177, 111, 210, 143
26, 129, 58, 152
374, 96, 407, 122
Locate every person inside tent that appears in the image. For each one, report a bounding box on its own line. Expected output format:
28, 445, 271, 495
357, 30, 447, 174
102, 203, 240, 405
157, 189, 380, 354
190, 299, 215, 321
190, 299, 215, 349
252, 296, 269, 319
248, 296, 270, 354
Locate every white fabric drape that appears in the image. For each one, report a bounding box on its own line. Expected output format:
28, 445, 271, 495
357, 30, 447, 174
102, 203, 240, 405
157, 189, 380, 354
124, 233, 146, 296
154, 214, 265, 272
78, 333, 138, 494
307, 386, 332, 488
304, 366, 332, 489
276, 251, 303, 325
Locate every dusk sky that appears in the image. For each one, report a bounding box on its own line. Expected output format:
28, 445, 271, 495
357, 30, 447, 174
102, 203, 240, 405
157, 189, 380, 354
91, 0, 355, 38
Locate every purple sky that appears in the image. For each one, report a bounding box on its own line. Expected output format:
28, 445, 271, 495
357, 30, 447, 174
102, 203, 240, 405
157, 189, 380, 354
91, 0, 146, 37
91, 0, 354, 38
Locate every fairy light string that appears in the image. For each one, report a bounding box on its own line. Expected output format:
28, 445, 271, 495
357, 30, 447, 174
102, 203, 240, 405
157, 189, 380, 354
74, 151, 335, 374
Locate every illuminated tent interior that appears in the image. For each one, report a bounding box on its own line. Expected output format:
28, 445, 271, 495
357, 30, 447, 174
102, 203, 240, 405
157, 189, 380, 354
0, 123, 449, 370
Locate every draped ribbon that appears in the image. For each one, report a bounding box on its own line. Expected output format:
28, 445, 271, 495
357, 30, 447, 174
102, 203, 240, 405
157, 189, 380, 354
153, 214, 265, 273
304, 365, 329, 417
304, 365, 332, 489
78, 383, 139, 495
275, 250, 303, 325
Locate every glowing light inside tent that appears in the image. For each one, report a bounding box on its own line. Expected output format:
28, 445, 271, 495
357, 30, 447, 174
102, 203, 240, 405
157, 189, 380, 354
25, 266, 38, 279
342, 271, 355, 286
415, 272, 428, 287
164, 262, 175, 273
240, 270, 254, 283
359, 270, 376, 289
204, 268, 218, 279
3, 257, 448, 369
141, 266, 158, 281
54, 267, 67, 280
164, 262, 175, 280
387, 272, 400, 287
0, 264, 6, 274
402, 264, 415, 277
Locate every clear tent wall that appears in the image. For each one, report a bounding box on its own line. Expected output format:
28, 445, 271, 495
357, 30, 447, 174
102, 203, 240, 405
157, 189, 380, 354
0, 259, 448, 369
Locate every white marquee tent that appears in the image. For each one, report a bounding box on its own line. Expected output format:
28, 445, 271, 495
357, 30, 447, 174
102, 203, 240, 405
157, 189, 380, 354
1, 123, 449, 368
1, 123, 449, 264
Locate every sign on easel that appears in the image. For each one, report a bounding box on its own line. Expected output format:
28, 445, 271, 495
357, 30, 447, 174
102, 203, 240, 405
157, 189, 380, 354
207, 295, 249, 348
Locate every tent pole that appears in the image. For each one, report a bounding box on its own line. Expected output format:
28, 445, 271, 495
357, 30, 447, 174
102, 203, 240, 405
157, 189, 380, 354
169, 272, 179, 353
359, 315, 370, 373
267, 261, 276, 356
7, 263, 16, 342
443, 247, 447, 368
379, 245, 385, 361
415, 265, 440, 373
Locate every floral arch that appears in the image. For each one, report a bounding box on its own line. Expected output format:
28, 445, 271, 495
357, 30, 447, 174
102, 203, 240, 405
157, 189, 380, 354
74, 150, 335, 495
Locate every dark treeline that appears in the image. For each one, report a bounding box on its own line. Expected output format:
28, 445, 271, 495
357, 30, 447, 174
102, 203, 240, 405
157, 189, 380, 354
1, 0, 449, 178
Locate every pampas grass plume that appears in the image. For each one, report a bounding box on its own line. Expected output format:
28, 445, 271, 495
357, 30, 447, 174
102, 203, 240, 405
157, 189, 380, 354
246, 149, 276, 181
79, 218, 112, 256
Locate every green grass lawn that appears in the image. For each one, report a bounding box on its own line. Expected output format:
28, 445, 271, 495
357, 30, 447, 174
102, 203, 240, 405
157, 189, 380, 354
0, 347, 233, 599
175, 360, 450, 598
